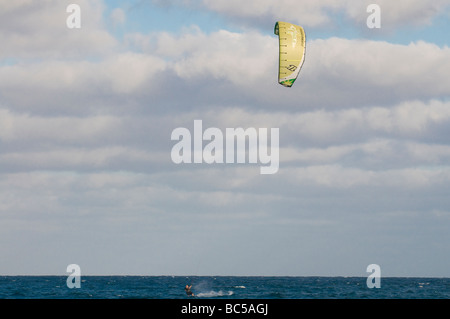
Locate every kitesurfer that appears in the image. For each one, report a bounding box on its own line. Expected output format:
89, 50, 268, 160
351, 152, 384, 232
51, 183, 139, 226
185, 284, 194, 296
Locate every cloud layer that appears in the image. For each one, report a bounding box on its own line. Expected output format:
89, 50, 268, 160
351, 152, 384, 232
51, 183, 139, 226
0, 0, 449, 276
199, 0, 450, 28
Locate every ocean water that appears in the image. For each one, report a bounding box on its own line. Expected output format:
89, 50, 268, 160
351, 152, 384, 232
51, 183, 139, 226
0, 276, 449, 299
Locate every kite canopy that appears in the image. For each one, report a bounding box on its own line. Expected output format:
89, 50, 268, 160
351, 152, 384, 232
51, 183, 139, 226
274, 21, 306, 87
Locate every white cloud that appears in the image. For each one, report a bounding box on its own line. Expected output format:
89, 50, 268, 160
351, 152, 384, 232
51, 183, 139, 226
199, 0, 450, 28
282, 164, 450, 190
0, 109, 120, 143
2, 27, 449, 116
0, 147, 163, 170
366, 100, 450, 134
192, 99, 450, 144
0, 0, 117, 59
0, 53, 166, 114
202, 0, 340, 27
154, 27, 275, 85
110, 8, 126, 27
273, 133, 450, 170
302, 38, 450, 108
157, 32, 450, 108
345, 0, 450, 27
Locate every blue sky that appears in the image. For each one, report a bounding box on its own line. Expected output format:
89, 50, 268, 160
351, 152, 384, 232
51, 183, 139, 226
0, 0, 449, 277
102, 0, 235, 39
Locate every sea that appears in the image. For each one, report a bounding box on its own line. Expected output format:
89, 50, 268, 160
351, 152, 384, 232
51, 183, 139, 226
1, 276, 449, 299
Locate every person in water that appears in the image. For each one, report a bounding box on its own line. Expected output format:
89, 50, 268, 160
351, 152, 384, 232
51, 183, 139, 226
185, 284, 194, 296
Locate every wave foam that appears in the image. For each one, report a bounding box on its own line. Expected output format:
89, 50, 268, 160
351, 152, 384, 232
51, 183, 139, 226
196, 290, 234, 298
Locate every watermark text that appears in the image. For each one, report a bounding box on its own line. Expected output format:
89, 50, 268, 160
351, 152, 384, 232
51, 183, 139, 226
171, 120, 279, 174
367, 4, 381, 29
66, 4, 81, 29
66, 264, 81, 289
366, 264, 381, 288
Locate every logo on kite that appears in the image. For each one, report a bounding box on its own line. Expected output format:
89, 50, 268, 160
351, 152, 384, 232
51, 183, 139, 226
274, 21, 306, 87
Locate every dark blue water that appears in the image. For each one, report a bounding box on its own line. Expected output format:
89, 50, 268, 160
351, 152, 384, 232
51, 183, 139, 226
0, 276, 449, 299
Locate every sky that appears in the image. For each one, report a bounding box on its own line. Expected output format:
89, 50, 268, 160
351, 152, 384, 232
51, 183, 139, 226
0, 0, 449, 277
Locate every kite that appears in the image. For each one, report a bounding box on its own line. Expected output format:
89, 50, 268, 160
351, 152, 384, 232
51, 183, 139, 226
274, 21, 306, 87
